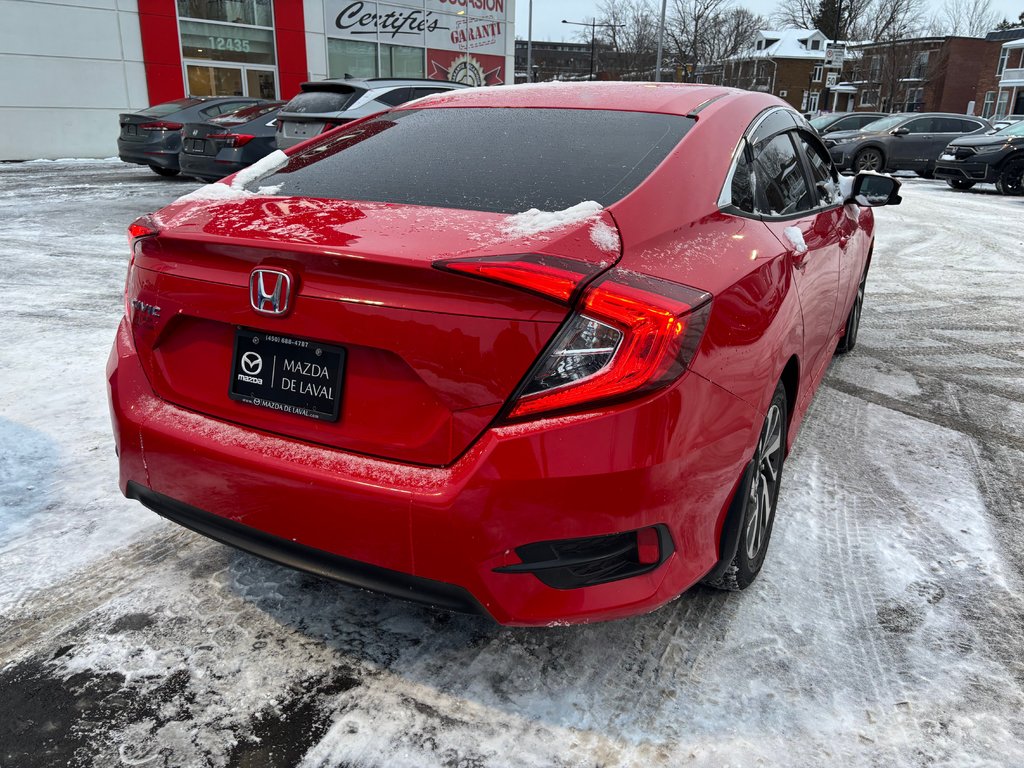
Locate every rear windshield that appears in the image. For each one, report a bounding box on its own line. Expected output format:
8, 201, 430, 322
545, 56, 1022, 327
139, 98, 203, 117
212, 102, 284, 125
252, 108, 693, 214
997, 120, 1024, 136
283, 89, 363, 115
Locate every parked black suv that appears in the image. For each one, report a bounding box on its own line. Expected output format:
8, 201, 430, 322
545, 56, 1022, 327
934, 120, 1024, 194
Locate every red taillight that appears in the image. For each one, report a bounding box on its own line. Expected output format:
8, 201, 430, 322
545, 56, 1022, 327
507, 269, 711, 419
434, 254, 605, 305
138, 121, 183, 131
207, 132, 255, 147
127, 215, 159, 244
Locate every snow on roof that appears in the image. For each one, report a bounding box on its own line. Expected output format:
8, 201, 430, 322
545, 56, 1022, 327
733, 28, 831, 61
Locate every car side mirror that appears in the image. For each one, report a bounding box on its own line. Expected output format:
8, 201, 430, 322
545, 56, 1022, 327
890, 126, 910, 136
849, 173, 902, 207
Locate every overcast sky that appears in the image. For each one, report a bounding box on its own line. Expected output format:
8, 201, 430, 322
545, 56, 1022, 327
513, 0, 1024, 42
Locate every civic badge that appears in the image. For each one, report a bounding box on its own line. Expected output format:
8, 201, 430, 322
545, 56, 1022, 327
250, 268, 293, 316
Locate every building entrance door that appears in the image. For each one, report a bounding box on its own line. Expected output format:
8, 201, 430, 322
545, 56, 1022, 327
186, 63, 277, 98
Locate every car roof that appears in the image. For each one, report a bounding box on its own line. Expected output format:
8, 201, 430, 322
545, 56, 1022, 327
394, 82, 750, 117
301, 78, 471, 90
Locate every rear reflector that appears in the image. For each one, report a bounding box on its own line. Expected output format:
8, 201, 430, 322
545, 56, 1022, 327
508, 269, 711, 419
434, 254, 605, 305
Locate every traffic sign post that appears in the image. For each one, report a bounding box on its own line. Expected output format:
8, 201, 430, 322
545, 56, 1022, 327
824, 44, 846, 68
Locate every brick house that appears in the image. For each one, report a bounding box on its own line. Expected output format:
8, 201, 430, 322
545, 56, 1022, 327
843, 36, 1006, 115
982, 29, 1024, 117
721, 29, 831, 113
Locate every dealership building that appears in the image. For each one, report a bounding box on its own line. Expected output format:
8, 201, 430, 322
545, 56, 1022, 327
1, 0, 516, 161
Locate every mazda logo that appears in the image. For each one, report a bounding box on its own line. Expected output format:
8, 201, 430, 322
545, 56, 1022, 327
240, 351, 263, 375
250, 268, 293, 316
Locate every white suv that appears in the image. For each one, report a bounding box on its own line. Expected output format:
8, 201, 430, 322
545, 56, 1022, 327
275, 78, 471, 149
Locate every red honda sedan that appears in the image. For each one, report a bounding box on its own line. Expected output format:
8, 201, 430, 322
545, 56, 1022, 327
107, 83, 901, 626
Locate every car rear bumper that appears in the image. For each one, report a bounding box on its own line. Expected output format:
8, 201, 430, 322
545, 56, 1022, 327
107, 317, 759, 625
933, 160, 997, 183
118, 140, 180, 170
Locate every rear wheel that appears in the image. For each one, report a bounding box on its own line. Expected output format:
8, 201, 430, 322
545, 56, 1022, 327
915, 167, 935, 179
854, 148, 884, 172
995, 158, 1024, 196
945, 179, 975, 190
705, 383, 787, 592
149, 165, 179, 177
836, 269, 867, 354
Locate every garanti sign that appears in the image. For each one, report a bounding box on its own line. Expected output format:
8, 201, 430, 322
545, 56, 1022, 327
325, 0, 509, 85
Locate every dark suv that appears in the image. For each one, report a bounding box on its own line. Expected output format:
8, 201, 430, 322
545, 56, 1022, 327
934, 120, 1024, 194
275, 78, 471, 149
824, 113, 991, 175
119, 97, 263, 176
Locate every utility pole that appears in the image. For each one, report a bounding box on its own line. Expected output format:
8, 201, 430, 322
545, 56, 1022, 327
527, 0, 533, 82
562, 19, 625, 81
655, 0, 668, 81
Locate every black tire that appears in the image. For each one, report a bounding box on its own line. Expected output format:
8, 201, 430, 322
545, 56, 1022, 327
854, 147, 884, 172
149, 165, 180, 177
945, 179, 975, 190
836, 269, 867, 354
705, 382, 787, 591
995, 157, 1024, 196
915, 167, 935, 179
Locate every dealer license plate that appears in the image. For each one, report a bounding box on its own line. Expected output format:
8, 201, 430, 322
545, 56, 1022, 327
229, 328, 345, 422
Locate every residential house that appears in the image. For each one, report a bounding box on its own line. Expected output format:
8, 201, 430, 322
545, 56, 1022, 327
721, 29, 832, 113
983, 29, 1024, 117
844, 36, 1006, 115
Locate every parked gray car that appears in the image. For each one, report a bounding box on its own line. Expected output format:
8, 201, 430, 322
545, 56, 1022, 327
118, 97, 264, 176
179, 101, 285, 183
275, 78, 471, 149
808, 112, 886, 136
824, 113, 992, 175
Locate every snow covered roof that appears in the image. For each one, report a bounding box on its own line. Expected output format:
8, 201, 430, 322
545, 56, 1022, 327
734, 28, 831, 61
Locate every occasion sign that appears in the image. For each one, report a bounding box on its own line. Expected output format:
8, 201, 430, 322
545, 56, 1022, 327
325, 0, 507, 55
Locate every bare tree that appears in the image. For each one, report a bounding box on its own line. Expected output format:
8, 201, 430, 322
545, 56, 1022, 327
928, 0, 1000, 36
772, 0, 927, 41
595, 0, 661, 75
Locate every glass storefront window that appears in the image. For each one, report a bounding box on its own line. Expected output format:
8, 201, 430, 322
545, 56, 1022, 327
328, 39, 377, 79
381, 45, 425, 79
177, 0, 272, 27
180, 19, 276, 65
246, 69, 278, 99
187, 65, 245, 97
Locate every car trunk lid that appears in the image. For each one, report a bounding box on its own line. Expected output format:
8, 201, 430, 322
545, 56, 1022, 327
129, 195, 619, 466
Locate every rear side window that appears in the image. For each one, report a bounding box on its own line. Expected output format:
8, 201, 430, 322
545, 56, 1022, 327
959, 119, 985, 133
284, 89, 363, 114
375, 88, 412, 107
730, 149, 756, 214
253, 108, 693, 214
753, 133, 812, 216
139, 98, 202, 117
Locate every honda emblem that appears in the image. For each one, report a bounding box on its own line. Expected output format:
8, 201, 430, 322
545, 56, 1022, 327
250, 269, 292, 316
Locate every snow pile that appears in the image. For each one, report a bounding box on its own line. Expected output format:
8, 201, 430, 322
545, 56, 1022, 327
590, 219, 620, 254
838, 174, 856, 200
173, 149, 288, 204
503, 200, 603, 237
783, 226, 808, 254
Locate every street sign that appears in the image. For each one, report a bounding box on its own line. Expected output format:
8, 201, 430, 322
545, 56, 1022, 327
826, 72, 838, 87
824, 44, 846, 67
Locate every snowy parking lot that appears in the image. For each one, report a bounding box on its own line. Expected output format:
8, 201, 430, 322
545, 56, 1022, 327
2, 160, 1024, 767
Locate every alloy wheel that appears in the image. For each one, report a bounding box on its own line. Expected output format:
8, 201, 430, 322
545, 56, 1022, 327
855, 149, 882, 172
745, 403, 784, 561
848, 277, 865, 349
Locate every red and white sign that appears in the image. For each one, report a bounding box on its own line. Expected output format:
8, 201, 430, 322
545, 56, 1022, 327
427, 50, 504, 86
